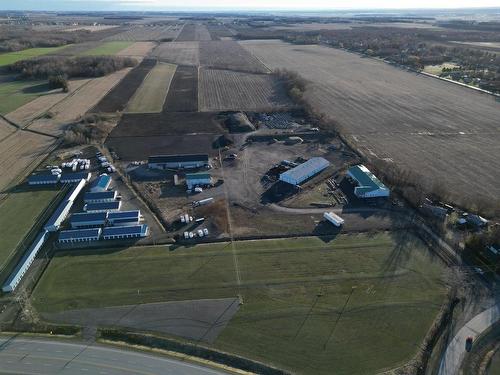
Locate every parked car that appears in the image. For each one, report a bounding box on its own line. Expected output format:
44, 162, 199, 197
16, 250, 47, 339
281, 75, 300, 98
203, 228, 209, 236
465, 336, 473, 352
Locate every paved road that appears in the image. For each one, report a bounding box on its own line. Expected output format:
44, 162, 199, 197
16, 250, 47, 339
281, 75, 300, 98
438, 302, 500, 375
0, 336, 228, 375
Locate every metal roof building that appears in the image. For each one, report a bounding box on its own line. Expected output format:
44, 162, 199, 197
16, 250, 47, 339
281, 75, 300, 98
107, 210, 141, 226
89, 174, 111, 193
83, 191, 118, 203
185, 172, 212, 189
58, 228, 101, 243
45, 200, 73, 232
149, 154, 209, 170
60, 172, 91, 184
70, 212, 108, 228
102, 224, 149, 240
84, 201, 121, 213
28, 173, 60, 185
2, 230, 49, 293
347, 165, 390, 198
279, 157, 330, 186
66, 179, 86, 202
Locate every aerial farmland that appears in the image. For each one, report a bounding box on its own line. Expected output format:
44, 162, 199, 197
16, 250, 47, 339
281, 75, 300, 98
0, 10, 499, 375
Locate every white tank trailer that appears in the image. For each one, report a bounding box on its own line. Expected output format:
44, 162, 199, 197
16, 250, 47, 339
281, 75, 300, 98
324, 212, 345, 227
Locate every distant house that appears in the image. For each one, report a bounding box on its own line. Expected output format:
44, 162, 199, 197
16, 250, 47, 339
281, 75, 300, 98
89, 174, 111, 193
186, 172, 212, 189
347, 165, 390, 198
148, 154, 209, 170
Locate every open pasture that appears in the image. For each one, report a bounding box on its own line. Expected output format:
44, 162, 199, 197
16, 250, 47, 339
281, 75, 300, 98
91, 59, 156, 113
151, 41, 199, 66
0, 45, 69, 66
199, 68, 291, 112
175, 23, 212, 41
163, 65, 198, 112
199, 41, 268, 73
126, 62, 176, 113
0, 186, 61, 276
0, 79, 52, 114
79, 41, 133, 56
32, 232, 447, 375
6, 79, 90, 126
241, 40, 500, 206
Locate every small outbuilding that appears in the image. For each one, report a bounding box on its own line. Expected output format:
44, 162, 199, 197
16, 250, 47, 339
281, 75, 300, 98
186, 172, 212, 189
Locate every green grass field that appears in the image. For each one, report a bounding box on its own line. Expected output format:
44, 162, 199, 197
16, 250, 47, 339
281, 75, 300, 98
79, 41, 133, 56
0, 46, 69, 67
126, 62, 177, 113
0, 187, 62, 274
0, 79, 53, 114
33, 232, 447, 375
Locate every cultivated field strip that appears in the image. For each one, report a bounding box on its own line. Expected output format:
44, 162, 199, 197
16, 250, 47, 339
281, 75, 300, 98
126, 63, 177, 113
199, 68, 291, 112
0, 130, 55, 191
199, 41, 269, 73
27, 69, 132, 136
206, 24, 236, 40
241, 40, 500, 203
175, 23, 212, 41
0, 118, 16, 142
110, 112, 223, 137
104, 25, 183, 41
116, 41, 156, 60
91, 59, 156, 113
163, 65, 198, 112
151, 42, 200, 66
5, 79, 90, 126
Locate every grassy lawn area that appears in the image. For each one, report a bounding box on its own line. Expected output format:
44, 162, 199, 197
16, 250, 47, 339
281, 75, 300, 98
33, 232, 447, 375
0, 186, 62, 275
0, 46, 70, 67
423, 62, 460, 75
126, 62, 177, 113
79, 41, 133, 56
0, 79, 52, 114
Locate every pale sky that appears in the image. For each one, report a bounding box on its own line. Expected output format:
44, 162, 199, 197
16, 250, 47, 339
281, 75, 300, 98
1, 0, 499, 11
